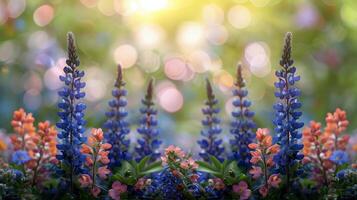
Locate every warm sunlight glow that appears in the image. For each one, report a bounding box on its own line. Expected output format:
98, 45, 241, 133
136, 0, 168, 12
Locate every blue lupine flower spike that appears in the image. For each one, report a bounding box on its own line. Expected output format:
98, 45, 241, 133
56, 32, 87, 192
104, 64, 131, 170
229, 64, 256, 170
197, 79, 225, 162
135, 78, 162, 162
273, 32, 304, 191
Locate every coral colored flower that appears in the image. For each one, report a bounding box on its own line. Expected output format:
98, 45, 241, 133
213, 178, 225, 190
134, 178, 146, 190
79, 174, 92, 188
81, 128, 112, 197
248, 143, 258, 149
267, 144, 280, 154
249, 166, 262, 179
0, 140, 7, 151
109, 181, 127, 200
259, 185, 269, 197
101, 143, 112, 150
91, 186, 101, 197
268, 174, 281, 188
161, 156, 168, 165
190, 174, 199, 183
249, 128, 280, 197
165, 145, 185, 158
233, 181, 252, 200
180, 161, 189, 169
85, 157, 94, 166
98, 166, 111, 179
302, 109, 351, 187
81, 144, 92, 154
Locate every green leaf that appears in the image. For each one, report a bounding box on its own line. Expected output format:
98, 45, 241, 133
209, 156, 222, 171
137, 156, 150, 171
143, 161, 162, 171
197, 161, 216, 171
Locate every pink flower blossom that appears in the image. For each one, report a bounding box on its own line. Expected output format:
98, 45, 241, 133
78, 174, 92, 188
91, 186, 101, 197
233, 181, 251, 200
109, 181, 127, 200
165, 145, 185, 158
98, 166, 111, 179
268, 174, 281, 188
213, 178, 225, 190
249, 166, 262, 179
134, 178, 146, 190
190, 174, 199, 183
187, 157, 198, 169
259, 185, 269, 197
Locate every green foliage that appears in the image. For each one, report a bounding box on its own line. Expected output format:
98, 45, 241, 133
196, 156, 247, 185
112, 156, 162, 185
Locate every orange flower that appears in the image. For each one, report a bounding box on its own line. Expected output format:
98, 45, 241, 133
101, 143, 112, 150
256, 128, 269, 142
248, 143, 258, 149
268, 174, 281, 188
267, 144, 280, 154
0, 140, 7, 151
91, 128, 104, 142
81, 144, 92, 154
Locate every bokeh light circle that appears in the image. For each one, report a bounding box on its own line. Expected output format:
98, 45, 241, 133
139, 50, 161, 73
227, 5, 252, 29
98, 0, 116, 16
188, 50, 211, 73
206, 24, 228, 45
250, 0, 270, 7
135, 24, 166, 49
164, 57, 187, 80
8, 0, 26, 18
33, 4, 54, 27
158, 86, 184, 113
113, 44, 138, 68
202, 4, 224, 24
176, 22, 204, 50
244, 42, 271, 77
80, 0, 97, 8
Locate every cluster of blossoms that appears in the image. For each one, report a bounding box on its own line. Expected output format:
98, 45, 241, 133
230, 64, 256, 170
198, 79, 225, 161
272, 32, 304, 189
249, 128, 281, 197
79, 128, 112, 197
302, 108, 350, 186
0, 32, 357, 200
135, 79, 162, 162
9, 108, 58, 186
104, 65, 131, 169
56, 32, 87, 190
160, 145, 200, 199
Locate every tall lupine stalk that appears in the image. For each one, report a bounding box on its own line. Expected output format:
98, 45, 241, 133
197, 79, 224, 162
230, 64, 256, 170
56, 32, 87, 192
272, 32, 304, 192
135, 79, 161, 162
104, 65, 131, 170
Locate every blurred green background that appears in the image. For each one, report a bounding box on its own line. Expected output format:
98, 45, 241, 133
1, 0, 357, 151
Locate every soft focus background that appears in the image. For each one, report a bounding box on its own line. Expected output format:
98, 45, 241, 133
1, 0, 357, 151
